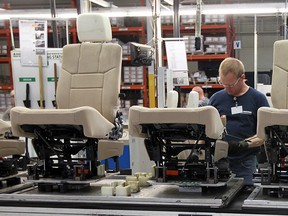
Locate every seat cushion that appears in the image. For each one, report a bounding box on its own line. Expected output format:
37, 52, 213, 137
257, 106, 288, 140
10, 106, 114, 139
128, 105, 224, 140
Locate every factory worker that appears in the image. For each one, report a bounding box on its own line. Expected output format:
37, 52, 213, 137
208, 57, 270, 187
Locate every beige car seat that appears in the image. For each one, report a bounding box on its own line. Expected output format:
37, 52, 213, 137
10, 13, 124, 180
128, 105, 227, 184
257, 40, 288, 184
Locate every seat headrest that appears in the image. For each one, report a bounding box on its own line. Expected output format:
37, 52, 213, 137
77, 13, 112, 42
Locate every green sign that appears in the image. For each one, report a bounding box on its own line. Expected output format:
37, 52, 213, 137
19, 77, 36, 82
47, 77, 58, 82
48, 77, 54, 82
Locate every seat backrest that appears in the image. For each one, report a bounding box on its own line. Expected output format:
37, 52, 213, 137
271, 40, 288, 109
56, 13, 122, 123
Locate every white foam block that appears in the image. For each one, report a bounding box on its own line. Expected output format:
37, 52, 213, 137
138, 176, 151, 187
127, 181, 140, 193
97, 164, 105, 176
101, 186, 115, 196
126, 175, 138, 182
115, 185, 131, 196
111, 181, 125, 188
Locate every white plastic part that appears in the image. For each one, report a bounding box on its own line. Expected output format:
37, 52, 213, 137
101, 186, 115, 196
127, 181, 140, 193
187, 91, 199, 108
97, 164, 105, 176
138, 175, 151, 187
166, 90, 178, 108
126, 175, 138, 182
214, 140, 229, 162
115, 185, 131, 196
111, 181, 125, 188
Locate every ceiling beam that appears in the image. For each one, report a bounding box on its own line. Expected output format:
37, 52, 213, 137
163, 0, 173, 5
89, 0, 118, 8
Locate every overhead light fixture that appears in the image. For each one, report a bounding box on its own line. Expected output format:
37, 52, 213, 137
90, 0, 118, 8
202, 3, 285, 15
0, 3, 287, 20
93, 3, 288, 17
0, 9, 78, 20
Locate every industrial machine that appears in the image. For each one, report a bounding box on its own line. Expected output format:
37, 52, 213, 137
128, 105, 242, 193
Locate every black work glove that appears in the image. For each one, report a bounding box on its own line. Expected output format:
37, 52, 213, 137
228, 140, 249, 155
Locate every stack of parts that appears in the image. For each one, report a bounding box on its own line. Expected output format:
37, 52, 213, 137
101, 172, 152, 196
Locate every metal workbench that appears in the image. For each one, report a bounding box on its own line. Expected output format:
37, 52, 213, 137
0, 174, 287, 215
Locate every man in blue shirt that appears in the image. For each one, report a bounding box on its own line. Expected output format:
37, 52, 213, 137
209, 57, 270, 186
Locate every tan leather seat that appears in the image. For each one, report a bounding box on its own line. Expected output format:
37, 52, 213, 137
256, 40, 288, 185
12, 14, 122, 140
128, 105, 227, 183
129, 106, 224, 140
257, 40, 288, 140
10, 13, 124, 179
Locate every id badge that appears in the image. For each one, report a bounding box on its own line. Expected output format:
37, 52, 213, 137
231, 106, 243, 115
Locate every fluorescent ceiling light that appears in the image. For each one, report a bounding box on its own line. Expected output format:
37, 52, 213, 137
0, 3, 287, 20
93, 3, 288, 17
0, 9, 77, 20
90, 0, 118, 8
202, 3, 285, 15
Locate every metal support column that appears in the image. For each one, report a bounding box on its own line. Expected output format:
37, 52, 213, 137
173, 0, 180, 38
77, 0, 90, 14
254, 15, 258, 89
50, 0, 59, 48
173, 0, 181, 107
195, 0, 202, 50
153, 0, 163, 107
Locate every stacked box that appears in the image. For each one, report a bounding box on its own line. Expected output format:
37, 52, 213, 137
205, 44, 227, 54
161, 16, 173, 25
0, 45, 7, 55
110, 17, 125, 27
205, 36, 227, 44
204, 15, 226, 24
204, 36, 227, 54
0, 92, 10, 113
137, 99, 144, 106
123, 66, 143, 84
181, 15, 196, 25
122, 43, 131, 56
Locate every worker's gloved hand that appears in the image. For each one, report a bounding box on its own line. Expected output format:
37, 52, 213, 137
228, 140, 249, 155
